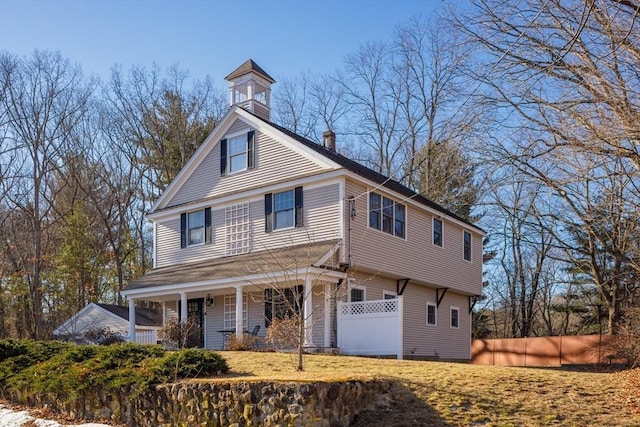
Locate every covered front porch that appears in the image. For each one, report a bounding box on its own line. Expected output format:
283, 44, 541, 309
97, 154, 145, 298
121, 240, 346, 350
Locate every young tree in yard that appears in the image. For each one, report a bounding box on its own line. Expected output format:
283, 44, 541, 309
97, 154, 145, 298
245, 240, 341, 371
0, 50, 94, 339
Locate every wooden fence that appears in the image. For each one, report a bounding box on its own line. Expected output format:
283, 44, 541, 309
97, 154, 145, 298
471, 335, 623, 367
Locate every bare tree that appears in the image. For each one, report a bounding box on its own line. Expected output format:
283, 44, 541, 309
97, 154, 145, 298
104, 63, 226, 196
483, 172, 558, 337
455, 0, 640, 335
0, 50, 94, 339
455, 0, 640, 169
245, 239, 341, 371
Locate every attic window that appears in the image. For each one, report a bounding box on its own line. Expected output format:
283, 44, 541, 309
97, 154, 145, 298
220, 131, 255, 175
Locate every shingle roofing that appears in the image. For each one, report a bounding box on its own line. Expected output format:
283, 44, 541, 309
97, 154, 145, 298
249, 111, 483, 232
97, 303, 162, 327
125, 239, 340, 292
225, 59, 276, 83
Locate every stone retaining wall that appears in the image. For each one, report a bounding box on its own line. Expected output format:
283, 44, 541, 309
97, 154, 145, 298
3, 379, 393, 426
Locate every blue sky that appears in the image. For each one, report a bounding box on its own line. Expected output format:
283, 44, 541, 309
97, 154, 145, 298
0, 0, 445, 88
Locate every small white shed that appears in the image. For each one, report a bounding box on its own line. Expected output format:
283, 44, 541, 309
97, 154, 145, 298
53, 303, 161, 344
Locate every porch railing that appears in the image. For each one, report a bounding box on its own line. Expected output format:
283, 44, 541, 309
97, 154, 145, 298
132, 330, 158, 345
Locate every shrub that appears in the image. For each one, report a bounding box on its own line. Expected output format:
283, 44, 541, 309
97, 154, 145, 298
1, 340, 229, 400
151, 348, 229, 382
159, 317, 201, 349
227, 333, 258, 351
266, 316, 301, 350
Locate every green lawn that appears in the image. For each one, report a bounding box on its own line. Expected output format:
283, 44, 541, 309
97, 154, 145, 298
208, 351, 639, 426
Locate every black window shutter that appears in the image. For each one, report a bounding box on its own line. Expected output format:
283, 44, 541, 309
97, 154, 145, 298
220, 139, 227, 176
247, 131, 255, 169
180, 213, 187, 248
264, 288, 273, 327
204, 207, 212, 244
294, 186, 303, 227
264, 193, 273, 233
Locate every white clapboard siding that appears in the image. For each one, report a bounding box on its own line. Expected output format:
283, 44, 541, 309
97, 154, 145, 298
345, 178, 482, 296
167, 122, 328, 208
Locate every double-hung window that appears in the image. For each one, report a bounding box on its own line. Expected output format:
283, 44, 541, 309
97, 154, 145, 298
228, 135, 248, 173
427, 302, 437, 326
180, 208, 212, 248
264, 285, 303, 327
188, 210, 204, 245
368, 192, 405, 238
463, 230, 472, 261
223, 293, 248, 330
274, 190, 294, 229
450, 306, 459, 329
264, 187, 303, 232
220, 131, 255, 175
433, 218, 443, 247
369, 193, 381, 230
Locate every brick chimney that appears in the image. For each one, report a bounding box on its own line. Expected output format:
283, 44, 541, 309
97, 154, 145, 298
322, 130, 336, 151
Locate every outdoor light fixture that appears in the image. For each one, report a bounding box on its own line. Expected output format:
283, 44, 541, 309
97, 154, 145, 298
206, 293, 214, 307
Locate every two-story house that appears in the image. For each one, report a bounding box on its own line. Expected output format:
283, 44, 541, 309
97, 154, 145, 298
121, 59, 484, 360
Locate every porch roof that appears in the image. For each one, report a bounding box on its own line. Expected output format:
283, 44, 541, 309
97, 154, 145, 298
124, 239, 342, 294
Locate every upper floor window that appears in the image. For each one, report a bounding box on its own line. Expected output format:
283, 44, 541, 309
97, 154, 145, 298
264, 187, 303, 232
180, 207, 211, 248
220, 131, 255, 175
188, 210, 205, 245
433, 218, 443, 247
274, 190, 294, 229
463, 230, 472, 261
369, 192, 405, 238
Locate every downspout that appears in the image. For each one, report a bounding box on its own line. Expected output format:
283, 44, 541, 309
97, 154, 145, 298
348, 196, 355, 266
333, 196, 356, 345
332, 264, 350, 348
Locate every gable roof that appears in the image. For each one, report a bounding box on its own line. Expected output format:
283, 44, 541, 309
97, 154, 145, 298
225, 59, 275, 83
247, 111, 483, 232
96, 303, 162, 327
149, 101, 482, 233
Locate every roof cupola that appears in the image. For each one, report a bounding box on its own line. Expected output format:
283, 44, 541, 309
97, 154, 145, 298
225, 59, 275, 121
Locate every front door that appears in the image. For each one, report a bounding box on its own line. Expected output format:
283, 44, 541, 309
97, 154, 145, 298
186, 298, 204, 348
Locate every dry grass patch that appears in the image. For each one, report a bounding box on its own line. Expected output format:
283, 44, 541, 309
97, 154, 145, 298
212, 351, 640, 426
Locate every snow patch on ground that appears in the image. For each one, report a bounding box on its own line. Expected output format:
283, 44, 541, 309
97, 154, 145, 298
0, 405, 110, 427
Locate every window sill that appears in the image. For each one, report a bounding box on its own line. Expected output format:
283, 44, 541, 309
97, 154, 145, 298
366, 226, 406, 240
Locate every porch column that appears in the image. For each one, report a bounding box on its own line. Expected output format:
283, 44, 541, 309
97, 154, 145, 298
324, 282, 331, 348
128, 298, 135, 343
180, 292, 188, 322
235, 286, 244, 339
304, 277, 314, 347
